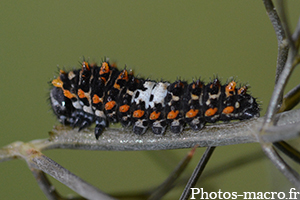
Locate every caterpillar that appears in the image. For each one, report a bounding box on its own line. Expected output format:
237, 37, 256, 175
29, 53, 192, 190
50, 59, 260, 139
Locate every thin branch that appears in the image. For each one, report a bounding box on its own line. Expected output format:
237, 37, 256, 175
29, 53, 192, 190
273, 84, 300, 165
25, 152, 116, 200
261, 143, 300, 189
39, 109, 300, 151
30, 169, 86, 200
202, 150, 265, 179
260, 4, 300, 189
273, 141, 300, 164
0, 142, 113, 199
29, 155, 115, 200
262, 0, 289, 83
261, 0, 300, 127
262, 47, 297, 127
277, 0, 296, 50
164, 150, 265, 191
278, 83, 300, 112
30, 169, 61, 200
144, 151, 183, 174
111, 149, 264, 200
43, 119, 259, 151
263, 0, 286, 42
0, 149, 16, 163
179, 146, 216, 200
0, 141, 27, 163
1, 110, 299, 161
292, 16, 300, 48
148, 146, 198, 200
261, 119, 300, 143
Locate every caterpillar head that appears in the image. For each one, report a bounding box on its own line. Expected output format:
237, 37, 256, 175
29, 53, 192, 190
50, 87, 74, 124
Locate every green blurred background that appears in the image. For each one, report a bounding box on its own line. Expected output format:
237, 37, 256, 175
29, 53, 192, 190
1, 1, 300, 199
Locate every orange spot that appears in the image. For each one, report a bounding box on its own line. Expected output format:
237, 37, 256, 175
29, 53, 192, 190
238, 86, 247, 95
100, 62, 110, 75
134, 78, 140, 84
222, 106, 234, 114
119, 105, 130, 113
101, 77, 107, 83
105, 101, 116, 110
167, 110, 179, 119
114, 83, 120, 90
175, 81, 185, 88
118, 69, 129, 81
114, 70, 129, 90
192, 83, 197, 89
210, 79, 220, 89
150, 111, 161, 120
59, 70, 66, 75
192, 81, 202, 89
52, 78, 63, 88
225, 81, 236, 96
133, 110, 145, 118
92, 94, 102, 104
77, 89, 86, 99
63, 90, 76, 99
82, 61, 90, 70
205, 108, 218, 116
186, 109, 199, 118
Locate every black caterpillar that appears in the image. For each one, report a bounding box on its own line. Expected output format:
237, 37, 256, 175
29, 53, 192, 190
50, 59, 260, 139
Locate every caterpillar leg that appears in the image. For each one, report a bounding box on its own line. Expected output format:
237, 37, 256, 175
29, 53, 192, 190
170, 119, 185, 133
94, 117, 108, 139
78, 114, 94, 131
151, 119, 167, 135
188, 118, 206, 131
71, 110, 94, 131
72, 110, 85, 128
132, 119, 148, 135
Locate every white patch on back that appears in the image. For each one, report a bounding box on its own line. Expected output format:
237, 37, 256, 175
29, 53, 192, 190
132, 81, 156, 109
149, 82, 169, 108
